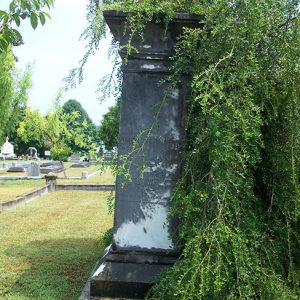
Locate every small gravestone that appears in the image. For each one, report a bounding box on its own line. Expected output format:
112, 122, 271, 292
97, 146, 104, 157
103, 151, 113, 161
28, 147, 38, 159
81, 171, 88, 179
27, 162, 41, 177
70, 153, 81, 161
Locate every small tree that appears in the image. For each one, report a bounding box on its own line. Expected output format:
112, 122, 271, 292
17, 105, 96, 159
98, 101, 120, 150
62, 99, 99, 153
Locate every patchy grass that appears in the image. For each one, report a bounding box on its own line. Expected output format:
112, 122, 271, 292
0, 191, 113, 300
57, 168, 115, 185
0, 180, 45, 203
0, 166, 115, 204
57, 162, 101, 178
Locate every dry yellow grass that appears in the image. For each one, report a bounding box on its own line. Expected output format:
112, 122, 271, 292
0, 190, 113, 300
0, 180, 45, 203
0, 172, 26, 177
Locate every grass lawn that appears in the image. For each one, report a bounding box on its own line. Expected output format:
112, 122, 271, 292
57, 162, 102, 178
57, 167, 115, 185
0, 180, 45, 203
0, 172, 26, 177
0, 191, 113, 300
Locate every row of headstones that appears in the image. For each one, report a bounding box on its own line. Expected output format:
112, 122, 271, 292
0, 162, 41, 176
0, 161, 65, 177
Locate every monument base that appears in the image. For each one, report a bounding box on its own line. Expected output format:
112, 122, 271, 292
86, 246, 178, 299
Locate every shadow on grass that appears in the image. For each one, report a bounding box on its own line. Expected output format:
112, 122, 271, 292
3, 236, 109, 300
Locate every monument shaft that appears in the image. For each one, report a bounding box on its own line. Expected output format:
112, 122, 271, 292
89, 11, 202, 299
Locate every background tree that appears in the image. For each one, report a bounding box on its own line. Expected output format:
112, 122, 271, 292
0, 50, 33, 153
17, 104, 97, 160
4, 64, 33, 154
62, 99, 99, 153
98, 101, 120, 150
0, 50, 14, 141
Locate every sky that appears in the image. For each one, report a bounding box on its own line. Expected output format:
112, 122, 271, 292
0, 0, 115, 125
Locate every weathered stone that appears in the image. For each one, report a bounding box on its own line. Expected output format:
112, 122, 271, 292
70, 162, 90, 168
7, 163, 27, 173
40, 161, 64, 174
27, 162, 41, 177
70, 153, 81, 161
89, 10, 202, 299
45, 173, 57, 191
27, 147, 38, 159
81, 171, 89, 179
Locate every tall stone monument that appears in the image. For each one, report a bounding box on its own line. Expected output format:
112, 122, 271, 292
90, 11, 202, 299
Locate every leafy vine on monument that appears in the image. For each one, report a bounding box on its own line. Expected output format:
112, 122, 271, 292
77, 0, 300, 299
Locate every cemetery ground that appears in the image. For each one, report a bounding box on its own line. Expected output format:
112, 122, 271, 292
0, 180, 44, 203
0, 165, 115, 299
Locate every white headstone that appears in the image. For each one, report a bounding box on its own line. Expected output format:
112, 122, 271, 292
1, 137, 14, 157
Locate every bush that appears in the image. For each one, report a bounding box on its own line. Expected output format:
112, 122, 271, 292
51, 144, 72, 162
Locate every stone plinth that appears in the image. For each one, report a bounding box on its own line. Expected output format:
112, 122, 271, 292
90, 10, 202, 299
45, 174, 57, 191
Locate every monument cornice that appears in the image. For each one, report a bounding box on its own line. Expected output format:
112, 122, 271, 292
104, 10, 203, 65
103, 10, 204, 24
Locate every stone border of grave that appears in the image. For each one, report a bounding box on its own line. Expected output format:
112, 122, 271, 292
0, 184, 51, 211
55, 185, 115, 192
0, 176, 43, 181
0, 176, 115, 211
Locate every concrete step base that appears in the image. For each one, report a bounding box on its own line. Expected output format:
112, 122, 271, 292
86, 248, 178, 299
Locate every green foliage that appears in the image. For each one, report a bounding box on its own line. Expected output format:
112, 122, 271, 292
0, 0, 54, 52
0, 51, 33, 152
0, 50, 14, 140
0, 190, 113, 299
50, 143, 72, 161
101, 227, 113, 247
147, 1, 299, 299
62, 99, 99, 153
4, 63, 33, 154
98, 101, 120, 150
17, 103, 97, 157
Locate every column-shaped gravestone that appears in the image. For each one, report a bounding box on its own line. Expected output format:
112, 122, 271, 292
90, 10, 201, 299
